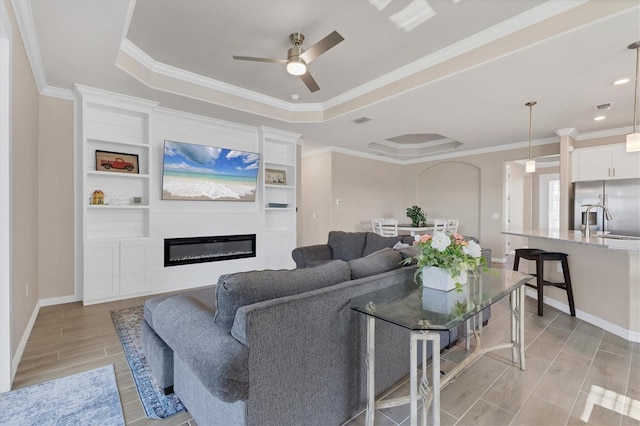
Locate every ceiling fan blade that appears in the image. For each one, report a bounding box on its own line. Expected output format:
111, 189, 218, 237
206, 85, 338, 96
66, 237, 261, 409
300, 71, 320, 93
232, 55, 287, 64
299, 31, 344, 64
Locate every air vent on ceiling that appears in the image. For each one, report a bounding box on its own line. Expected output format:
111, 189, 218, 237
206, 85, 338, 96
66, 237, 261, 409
596, 103, 612, 110
352, 116, 372, 124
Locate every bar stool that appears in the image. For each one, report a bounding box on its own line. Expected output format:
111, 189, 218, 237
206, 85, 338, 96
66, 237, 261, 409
513, 248, 576, 317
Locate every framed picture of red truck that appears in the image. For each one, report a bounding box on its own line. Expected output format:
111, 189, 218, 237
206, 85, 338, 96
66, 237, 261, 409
95, 150, 139, 174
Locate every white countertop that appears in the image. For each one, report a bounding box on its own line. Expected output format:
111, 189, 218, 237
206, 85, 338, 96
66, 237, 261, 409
503, 229, 640, 252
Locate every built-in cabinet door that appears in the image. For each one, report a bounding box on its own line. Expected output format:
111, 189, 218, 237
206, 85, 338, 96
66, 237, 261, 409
264, 233, 296, 270
573, 146, 611, 181
84, 241, 120, 301
573, 144, 640, 182
119, 240, 150, 296
610, 144, 640, 180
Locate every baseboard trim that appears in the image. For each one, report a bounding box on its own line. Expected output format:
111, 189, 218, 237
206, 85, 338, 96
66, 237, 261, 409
11, 300, 40, 383
524, 288, 640, 343
39, 294, 81, 307
11, 294, 81, 384
491, 257, 507, 263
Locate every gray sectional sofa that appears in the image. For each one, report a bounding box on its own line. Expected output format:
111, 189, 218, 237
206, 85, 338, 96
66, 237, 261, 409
292, 230, 417, 268
142, 231, 491, 426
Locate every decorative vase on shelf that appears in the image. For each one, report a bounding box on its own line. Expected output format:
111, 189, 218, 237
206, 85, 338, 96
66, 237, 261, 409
422, 266, 467, 292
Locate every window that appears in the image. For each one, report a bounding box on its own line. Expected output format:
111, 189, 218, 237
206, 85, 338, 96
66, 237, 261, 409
548, 179, 560, 230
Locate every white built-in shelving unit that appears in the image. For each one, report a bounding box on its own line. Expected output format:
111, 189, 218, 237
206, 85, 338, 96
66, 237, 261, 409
75, 85, 158, 304
260, 127, 299, 269
75, 88, 299, 304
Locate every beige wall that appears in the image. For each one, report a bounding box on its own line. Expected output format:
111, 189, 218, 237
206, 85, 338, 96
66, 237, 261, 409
37, 96, 74, 299
331, 153, 411, 233
300, 152, 332, 246
416, 161, 481, 237
302, 143, 563, 259
7, 0, 40, 356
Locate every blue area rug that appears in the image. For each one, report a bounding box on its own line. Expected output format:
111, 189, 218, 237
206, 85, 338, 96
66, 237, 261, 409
0, 364, 124, 426
111, 306, 185, 419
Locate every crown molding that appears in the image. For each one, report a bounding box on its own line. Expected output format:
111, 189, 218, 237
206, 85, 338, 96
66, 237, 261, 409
304, 124, 633, 165
575, 126, 631, 140
119, 39, 323, 114
10, 0, 47, 93
555, 128, 579, 139
41, 86, 74, 100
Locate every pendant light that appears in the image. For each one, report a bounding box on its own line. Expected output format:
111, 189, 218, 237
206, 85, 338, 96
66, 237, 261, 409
525, 101, 537, 173
627, 42, 640, 152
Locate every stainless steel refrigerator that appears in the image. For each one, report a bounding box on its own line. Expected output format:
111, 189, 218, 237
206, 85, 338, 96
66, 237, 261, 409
572, 178, 640, 237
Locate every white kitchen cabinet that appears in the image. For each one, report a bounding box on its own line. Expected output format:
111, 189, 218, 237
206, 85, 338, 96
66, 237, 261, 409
572, 143, 640, 182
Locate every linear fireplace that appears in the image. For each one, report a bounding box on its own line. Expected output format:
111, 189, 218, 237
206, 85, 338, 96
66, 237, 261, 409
164, 234, 256, 267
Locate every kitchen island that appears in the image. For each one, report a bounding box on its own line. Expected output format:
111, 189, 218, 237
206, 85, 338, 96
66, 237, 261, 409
503, 229, 639, 342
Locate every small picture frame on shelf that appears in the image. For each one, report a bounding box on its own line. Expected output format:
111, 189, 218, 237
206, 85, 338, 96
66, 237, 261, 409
95, 150, 139, 174
265, 169, 286, 185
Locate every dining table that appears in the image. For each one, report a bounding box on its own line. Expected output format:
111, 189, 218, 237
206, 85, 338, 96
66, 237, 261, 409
396, 224, 434, 236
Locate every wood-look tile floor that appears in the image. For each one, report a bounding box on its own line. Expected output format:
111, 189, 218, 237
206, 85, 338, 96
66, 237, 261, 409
12, 295, 197, 426
11, 266, 640, 426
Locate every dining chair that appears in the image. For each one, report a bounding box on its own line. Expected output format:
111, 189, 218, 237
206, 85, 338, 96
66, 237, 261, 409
376, 218, 399, 237
445, 219, 459, 235
371, 218, 385, 234
432, 218, 446, 234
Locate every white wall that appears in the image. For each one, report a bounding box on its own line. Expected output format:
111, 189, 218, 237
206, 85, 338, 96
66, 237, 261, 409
149, 108, 267, 292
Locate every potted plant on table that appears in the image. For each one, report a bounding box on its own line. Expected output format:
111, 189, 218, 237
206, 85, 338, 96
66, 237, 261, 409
406, 205, 427, 227
404, 232, 487, 292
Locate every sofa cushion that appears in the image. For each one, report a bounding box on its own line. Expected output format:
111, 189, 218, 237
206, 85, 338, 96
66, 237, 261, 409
348, 247, 403, 279
363, 233, 404, 256
153, 295, 249, 403
144, 285, 216, 329
327, 231, 367, 261
397, 244, 420, 264
214, 260, 351, 328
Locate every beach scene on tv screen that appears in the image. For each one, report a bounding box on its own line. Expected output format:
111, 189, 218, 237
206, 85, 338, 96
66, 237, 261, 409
162, 140, 260, 201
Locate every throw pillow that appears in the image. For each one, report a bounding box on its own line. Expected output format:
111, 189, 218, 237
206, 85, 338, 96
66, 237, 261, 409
328, 231, 367, 261
363, 232, 402, 256
348, 247, 403, 280
214, 260, 351, 328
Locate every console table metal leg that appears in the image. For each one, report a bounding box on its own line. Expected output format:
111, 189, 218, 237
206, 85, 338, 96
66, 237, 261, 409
366, 316, 375, 426
518, 285, 526, 370
510, 286, 526, 370
410, 332, 439, 426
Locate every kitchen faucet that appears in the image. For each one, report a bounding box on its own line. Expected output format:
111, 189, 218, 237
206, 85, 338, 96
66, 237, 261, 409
581, 204, 613, 239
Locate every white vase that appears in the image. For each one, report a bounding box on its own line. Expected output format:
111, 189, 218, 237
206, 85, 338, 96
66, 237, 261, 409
422, 266, 467, 292
422, 284, 469, 314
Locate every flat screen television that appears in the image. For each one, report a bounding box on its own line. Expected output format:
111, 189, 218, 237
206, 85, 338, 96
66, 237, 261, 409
162, 140, 260, 201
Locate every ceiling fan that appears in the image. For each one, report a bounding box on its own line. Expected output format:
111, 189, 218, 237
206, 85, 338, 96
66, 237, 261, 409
232, 31, 344, 93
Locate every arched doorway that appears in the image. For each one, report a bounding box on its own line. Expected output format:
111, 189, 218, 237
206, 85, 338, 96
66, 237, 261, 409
416, 162, 481, 238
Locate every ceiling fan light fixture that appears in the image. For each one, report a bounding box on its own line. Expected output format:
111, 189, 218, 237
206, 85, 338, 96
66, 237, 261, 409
627, 42, 640, 152
286, 58, 307, 76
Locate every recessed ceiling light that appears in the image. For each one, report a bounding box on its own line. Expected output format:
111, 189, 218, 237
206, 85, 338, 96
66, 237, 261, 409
289, 94, 300, 101
594, 116, 606, 121
614, 78, 630, 85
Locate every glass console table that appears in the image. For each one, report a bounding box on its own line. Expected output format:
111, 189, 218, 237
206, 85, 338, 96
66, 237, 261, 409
351, 269, 532, 426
